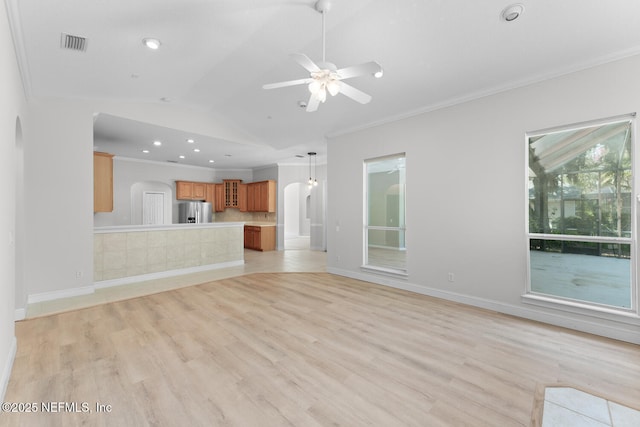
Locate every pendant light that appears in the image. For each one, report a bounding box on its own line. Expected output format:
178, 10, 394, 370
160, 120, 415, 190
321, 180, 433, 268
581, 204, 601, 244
308, 152, 318, 188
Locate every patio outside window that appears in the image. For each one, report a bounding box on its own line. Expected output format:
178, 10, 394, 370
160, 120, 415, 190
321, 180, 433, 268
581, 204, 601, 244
527, 117, 635, 311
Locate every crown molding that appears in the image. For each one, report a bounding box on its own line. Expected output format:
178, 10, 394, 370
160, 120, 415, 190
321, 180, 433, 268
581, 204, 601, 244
4, 0, 32, 99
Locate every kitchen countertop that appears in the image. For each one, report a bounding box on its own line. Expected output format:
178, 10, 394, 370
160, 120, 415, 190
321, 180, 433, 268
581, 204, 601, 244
94, 222, 244, 233
242, 222, 276, 227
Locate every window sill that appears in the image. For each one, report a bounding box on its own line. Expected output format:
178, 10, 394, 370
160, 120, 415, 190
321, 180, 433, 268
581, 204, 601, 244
360, 265, 408, 279
521, 293, 639, 324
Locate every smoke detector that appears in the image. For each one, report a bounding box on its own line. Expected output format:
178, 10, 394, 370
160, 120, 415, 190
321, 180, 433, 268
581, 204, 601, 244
501, 4, 524, 22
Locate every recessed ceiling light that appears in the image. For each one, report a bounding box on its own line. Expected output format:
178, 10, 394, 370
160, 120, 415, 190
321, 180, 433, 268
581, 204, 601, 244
179, 155, 185, 159
186, 138, 195, 143
501, 3, 524, 22
374, 69, 383, 78
142, 149, 150, 154
153, 140, 162, 146
209, 160, 215, 163
193, 148, 200, 153
142, 38, 161, 50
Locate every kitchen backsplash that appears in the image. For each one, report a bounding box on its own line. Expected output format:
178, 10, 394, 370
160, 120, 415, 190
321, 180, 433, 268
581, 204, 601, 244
214, 209, 276, 223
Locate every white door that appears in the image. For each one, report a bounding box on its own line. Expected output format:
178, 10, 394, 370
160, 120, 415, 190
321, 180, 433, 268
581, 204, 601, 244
142, 192, 165, 225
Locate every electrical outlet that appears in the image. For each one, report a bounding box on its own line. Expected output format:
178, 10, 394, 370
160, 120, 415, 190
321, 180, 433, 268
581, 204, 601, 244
447, 273, 455, 282
76, 271, 83, 279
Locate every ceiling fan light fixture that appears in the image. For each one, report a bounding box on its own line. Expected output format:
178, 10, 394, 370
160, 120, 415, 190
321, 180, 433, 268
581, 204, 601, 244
308, 80, 322, 94
315, 88, 327, 103
327, 80, 341, 96
263, 0, 379, 111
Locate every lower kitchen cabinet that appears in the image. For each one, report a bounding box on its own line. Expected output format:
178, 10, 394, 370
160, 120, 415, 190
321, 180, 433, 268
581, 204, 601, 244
244, 225, 276, 251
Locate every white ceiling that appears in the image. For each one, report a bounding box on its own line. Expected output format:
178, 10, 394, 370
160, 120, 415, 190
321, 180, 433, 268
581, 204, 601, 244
8, 0, 640, 169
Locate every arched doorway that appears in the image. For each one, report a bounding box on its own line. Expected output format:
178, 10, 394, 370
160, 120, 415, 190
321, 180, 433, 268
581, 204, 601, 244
283, 182, 310, 250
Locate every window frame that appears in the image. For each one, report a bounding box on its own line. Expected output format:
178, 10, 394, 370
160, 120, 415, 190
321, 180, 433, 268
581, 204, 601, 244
524, 114, 638, 316
362, 153, 407, 277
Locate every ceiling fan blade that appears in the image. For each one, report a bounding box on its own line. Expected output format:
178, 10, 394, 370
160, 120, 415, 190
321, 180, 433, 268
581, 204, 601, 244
339, 82, 372, 104
263, 78, 313, 90
291, 53, 321, 73
306, 94, 321, 112
336, 61, 382, 79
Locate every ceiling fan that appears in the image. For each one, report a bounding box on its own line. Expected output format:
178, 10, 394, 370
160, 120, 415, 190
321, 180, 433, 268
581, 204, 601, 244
263, 0, 383, 112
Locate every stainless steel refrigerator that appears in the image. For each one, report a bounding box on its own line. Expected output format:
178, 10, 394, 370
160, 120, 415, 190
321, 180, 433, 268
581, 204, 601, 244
178, 201, 213, 223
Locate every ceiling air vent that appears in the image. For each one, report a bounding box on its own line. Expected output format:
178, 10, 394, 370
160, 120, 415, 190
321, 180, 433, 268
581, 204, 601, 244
60, 33, 87, 52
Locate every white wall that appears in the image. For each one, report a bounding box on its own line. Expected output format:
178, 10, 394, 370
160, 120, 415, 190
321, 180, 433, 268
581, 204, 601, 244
24, 99, 95, 299
284, 183, 301, 237
327, 54, 640, 344
0, 0, 26, 400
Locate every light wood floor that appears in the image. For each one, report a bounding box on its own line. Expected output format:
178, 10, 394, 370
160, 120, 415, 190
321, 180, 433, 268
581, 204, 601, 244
4, 272, 640, 426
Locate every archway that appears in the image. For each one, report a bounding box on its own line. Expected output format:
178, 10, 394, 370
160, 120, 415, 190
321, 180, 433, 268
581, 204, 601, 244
283, 182, 310, 250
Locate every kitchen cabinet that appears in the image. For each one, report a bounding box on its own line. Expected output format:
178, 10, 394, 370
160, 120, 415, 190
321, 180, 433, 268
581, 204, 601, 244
214, 183, 225, 212
176, 179, 275, 212
176, 181, 206, 200
205, 184, 216, 213
223, 179, 242, 208
238, 183, 247, 212
247, 180, 276, 212
244, 225, 276, 251
94, 152, 114, 212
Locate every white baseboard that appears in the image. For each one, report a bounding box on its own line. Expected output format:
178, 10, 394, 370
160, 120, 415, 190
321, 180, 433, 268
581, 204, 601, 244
94, 260, 245, 289
26, 260, 245, 304
27, 285, 95, 305
1, 336, 17, 403
327, 267, 640, 345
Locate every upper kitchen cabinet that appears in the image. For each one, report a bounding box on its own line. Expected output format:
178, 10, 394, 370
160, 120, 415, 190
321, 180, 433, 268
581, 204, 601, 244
247, 180, 276, 212
94, 152, 114, 212
214, 183, 225, 212
223, 179, 242, 208
238, 183, 247, 212
176, 181, 206, 200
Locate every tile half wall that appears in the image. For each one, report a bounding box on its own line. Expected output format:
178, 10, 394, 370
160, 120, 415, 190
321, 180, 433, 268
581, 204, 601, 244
95, 225, 244, 283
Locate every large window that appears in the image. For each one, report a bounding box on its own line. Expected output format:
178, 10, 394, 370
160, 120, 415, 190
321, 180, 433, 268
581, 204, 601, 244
364, 154, 406, 274
527, 117, 635, 311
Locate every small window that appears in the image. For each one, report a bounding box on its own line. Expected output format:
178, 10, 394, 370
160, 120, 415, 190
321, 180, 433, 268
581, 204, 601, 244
527, 117, 635, 312
364, 154, 406, 275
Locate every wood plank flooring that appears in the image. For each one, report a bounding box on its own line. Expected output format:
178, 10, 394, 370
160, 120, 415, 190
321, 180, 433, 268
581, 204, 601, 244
3, 272, 640, 426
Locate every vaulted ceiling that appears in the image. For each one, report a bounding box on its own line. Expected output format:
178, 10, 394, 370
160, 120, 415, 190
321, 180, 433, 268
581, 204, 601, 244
8, 0, 640, 168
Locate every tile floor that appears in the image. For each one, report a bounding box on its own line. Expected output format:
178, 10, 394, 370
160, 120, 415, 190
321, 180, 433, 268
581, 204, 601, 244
27, 237, 326, 318
542, 387, 640, 427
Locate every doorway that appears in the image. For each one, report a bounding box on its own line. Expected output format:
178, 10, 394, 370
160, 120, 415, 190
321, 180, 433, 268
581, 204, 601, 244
284, 182, 310, 250
142, 191, 165, 225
